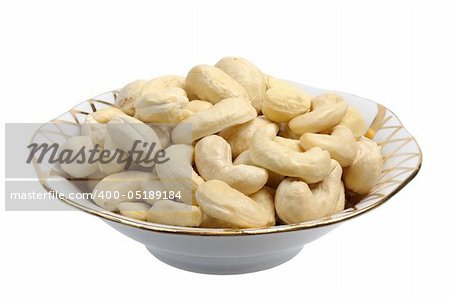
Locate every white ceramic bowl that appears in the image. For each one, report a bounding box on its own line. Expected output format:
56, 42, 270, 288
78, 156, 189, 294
31, 82, 422, 274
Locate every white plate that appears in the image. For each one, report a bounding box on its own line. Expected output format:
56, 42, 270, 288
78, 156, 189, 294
31, 82, 422, 274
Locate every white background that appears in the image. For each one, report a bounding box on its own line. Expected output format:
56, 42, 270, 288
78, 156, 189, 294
0, 0, 448, 297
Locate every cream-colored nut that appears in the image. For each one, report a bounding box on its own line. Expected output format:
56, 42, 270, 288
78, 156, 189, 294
97, 134, 127, 175
262, 78, 311, 122
146, 200, 203, 227
155, 144, 204, 205
250, 123, 331, 183
233, 150, 285, 189
343, 137, 383, 194
275, 160, 345, 224
219, 116, 271, 158
185, 65, 249, 104
141, 75, 185, 93
134, 87, 191, 123
200, 214, 238, 228
195, 135, 268, 195
264, 75, 280, 89
115, 80, 147, 115
300, 125, 357, 167
106, 114, 162, 168
81, 107, 125, 147
92, 171, 166, 211
289, 93, 348, 135
118, 202, 150, 221
81, 115, 107, 148
183, 100, 213, 114
171, 97, 257, 143
278, 122, 301, 139
200, 187, 275, 228
250, 187, 276, 226
215, 57, 265, 112
273, 136, 302, 152
59, 136, 99, 178
339, 106, 367, 138
195, 180, 274, 228
90, 107, 126, 123
151, 125, 171, 149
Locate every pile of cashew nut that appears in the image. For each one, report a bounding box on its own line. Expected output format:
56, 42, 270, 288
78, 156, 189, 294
60, 57, 384, 228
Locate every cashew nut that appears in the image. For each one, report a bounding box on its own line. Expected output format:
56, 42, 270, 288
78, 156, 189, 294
233, 150, 285, 189
92, 171, 166, 211
183, 100, 213, 114
200, 214, 238, 228
278, 122, 301, 139
343, 136, 383, 194
106, 114, 162, 167
215, 56, 265, 112
115, 80, 147, 115
185, 65, 249, 104
155, 144, 204, 205
59, 136, 99, 178
289, 93, 348, 135
218, 116, 271, 158
300, 125, 357, 167
171, 97, 257, 143
146, 200, 203, 227
97, 134, 128, 175
134, 87, 191, 123
151, 125, 171, 149
250, 123, 331, 183
273, 136, 302, 152
195, 135, 268, 195
195, 180, 275, 228
275, 160, 345, 224
81, 107, 126, 147
262, 78, 311, 122
141, 75, 185, 93
118, 202, 150, 221
339, 106, 367, 138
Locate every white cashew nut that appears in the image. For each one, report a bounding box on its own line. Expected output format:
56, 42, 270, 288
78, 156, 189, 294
219, 116, 271, 158
289, 93, 348, 135
151, 125, 171, 149
92, 171, 166, 211
106, 114, 162, 168
262, 78, 311, 122
300, 125, 357, 167
117, 202, 150, 221
343, 136, 383, 194
195, 180, 275, 228
81, 107, 126, 147
275, 160, 345, 224
140, 75, 185, 93
59, 136, 99, 178
215, 56, 266, 112
97, 134, 127, 175
171, 97, 257, 143
339, 106, 367, 138
250, 123, 331, 183
134, 87, 191, 123
233, 150, 285, 189
115, 80, 147, 115
183, 100, 213, 114
195, 135, 268, 195
146, 200, 203, 227
185, 65, 249, 104
155, 144, 204, 205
